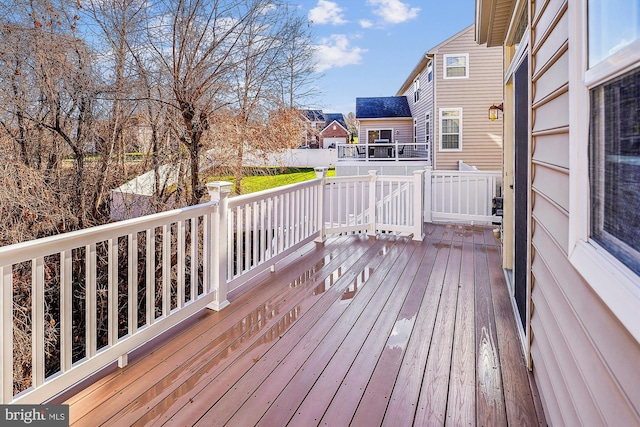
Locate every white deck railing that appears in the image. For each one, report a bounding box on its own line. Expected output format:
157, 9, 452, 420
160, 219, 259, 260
0, 168, 425, 404
336, 142, 430, 162
320, 170, 424, 239
425, 167, 502, 224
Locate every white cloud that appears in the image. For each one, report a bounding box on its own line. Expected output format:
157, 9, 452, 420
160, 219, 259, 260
309, 0, 348, 25
368, 0, 420, 24
314, 34, 367, 72
359, 19, 373, 28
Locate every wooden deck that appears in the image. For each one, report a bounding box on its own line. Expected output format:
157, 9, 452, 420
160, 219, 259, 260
59, 223, 546, 426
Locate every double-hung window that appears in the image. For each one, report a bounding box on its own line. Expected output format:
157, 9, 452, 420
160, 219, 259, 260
413, 78, 420, 102
443, 54, 469, 79
439, 108, 462, 151
427, 62, 433, 82
570, 0, 640, 341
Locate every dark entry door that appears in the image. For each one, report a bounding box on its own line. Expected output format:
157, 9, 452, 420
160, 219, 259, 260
513, 57, 529, 328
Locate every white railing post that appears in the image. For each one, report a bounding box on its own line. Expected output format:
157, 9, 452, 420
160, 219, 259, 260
314, 167, 328, 243
206, 181, 233, 311
368, 170, 378, 238
413, 170, 425, 240
1, 266, 12, 403
424, 166, 433, 223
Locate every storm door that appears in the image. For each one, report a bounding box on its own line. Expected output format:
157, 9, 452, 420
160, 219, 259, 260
513, 56, 529, 328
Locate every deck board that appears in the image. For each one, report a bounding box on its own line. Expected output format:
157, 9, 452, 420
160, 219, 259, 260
60, 223, 545, 427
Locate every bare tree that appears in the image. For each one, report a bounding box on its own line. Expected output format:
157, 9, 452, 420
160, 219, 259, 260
85, 0, 147, 217
275, 11, 319, 108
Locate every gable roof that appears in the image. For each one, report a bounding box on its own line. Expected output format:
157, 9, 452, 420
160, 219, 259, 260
355, 96, 412, 119
322, 113, 347, 130
320, 119, 348, 136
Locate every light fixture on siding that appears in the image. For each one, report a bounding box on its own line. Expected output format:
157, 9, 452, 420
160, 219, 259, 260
488, 103, 503, 121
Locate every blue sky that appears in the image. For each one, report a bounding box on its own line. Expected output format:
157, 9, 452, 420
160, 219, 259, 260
294, 0, 477, 114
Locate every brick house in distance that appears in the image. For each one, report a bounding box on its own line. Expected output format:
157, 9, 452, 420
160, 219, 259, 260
301, 110, 349, 149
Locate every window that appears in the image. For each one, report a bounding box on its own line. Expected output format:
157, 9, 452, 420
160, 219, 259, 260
413, 78, 420, 102
367, 129, 392, 143
439, 108, 462, 150
590, 68, 640, 276
427, 62, 433, 82
425, 113, 431, 144
413, 119, 418, 143
568, 0, 640, 342
588, 0, 639, 67
443, 54, 469, 79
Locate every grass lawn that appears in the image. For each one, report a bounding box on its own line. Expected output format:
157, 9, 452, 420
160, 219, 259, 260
208, 167, 336, 195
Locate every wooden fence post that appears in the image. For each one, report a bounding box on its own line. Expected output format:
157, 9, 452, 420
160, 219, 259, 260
206, 181, 233, 311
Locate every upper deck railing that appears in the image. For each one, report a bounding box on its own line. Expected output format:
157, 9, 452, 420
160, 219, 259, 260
0, 168, 425, 404
336, 142, 430, 162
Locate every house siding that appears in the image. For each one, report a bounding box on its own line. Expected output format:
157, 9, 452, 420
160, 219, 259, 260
433, 26, 503, 171
357, 118, 413, 144
401, 62, 434, 149
529, 1, 640, 426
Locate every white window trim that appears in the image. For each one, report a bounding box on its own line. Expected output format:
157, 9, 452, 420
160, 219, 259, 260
413, 78, 420, 103
443, 53, 469, 79
427, 62, 433, 82
568, 1, 640, 343
438, 108, 462, 152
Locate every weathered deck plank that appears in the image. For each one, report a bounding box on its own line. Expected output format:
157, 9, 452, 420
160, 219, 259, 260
194, 237, 413, 426
445, 233, 477, 426
237, 237, 423, 427
61, 223, 545, 427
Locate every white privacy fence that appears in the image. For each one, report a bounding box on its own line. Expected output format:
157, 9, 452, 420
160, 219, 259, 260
0, 168, 425, 405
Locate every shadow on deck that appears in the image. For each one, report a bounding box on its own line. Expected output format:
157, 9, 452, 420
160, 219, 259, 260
58, 223, 546, 426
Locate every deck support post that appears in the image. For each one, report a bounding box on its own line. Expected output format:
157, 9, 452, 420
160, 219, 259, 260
424, 166, 433, 223
412, 169, 425, 240
314, 167, 328, 243
206, 182, 233, 311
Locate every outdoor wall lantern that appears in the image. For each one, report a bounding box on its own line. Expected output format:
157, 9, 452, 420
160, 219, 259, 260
488, 103, 503, 121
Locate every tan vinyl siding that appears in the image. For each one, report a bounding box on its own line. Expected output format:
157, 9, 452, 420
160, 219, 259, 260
432, 26, 503, 170
530, 0, 640, 425
402, 69, 434, 145
357, 119, 413, 143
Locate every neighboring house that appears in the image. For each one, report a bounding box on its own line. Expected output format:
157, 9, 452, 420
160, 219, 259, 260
396, 24, 504, 170
355, 96, 414, 147
301, 110, 348, 148
319, 113, 350, 148
476, 1, 640, 426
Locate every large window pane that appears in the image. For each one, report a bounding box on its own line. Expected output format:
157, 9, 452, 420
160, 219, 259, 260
588, 0, 640, 67
590, 66, 640, 275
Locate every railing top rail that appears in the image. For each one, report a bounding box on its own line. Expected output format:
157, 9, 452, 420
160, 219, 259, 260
325, 175, 371, 183
431, 170, 502, 177
0, 202, 216, 267
227, 177, 322, 208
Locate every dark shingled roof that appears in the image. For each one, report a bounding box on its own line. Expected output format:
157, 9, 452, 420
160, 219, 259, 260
355, 96, 412, 119
303, 109, 324, 122
323, 113, 347, 130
